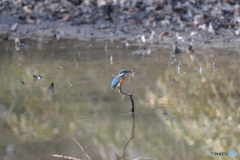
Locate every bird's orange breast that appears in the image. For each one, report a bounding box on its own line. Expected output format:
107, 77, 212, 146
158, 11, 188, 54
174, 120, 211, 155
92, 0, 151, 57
120, 75, 125, 84
112, 76, 125, 90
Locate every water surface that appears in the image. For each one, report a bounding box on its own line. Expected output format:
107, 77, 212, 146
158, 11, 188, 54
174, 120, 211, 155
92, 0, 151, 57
0, 38, 239, 160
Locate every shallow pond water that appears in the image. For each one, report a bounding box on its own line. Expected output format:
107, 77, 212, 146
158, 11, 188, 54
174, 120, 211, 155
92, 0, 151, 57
0, 38, 239, 160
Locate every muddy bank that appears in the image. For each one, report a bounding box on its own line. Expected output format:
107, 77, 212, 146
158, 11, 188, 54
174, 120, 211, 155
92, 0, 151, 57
1, 0, 240, 48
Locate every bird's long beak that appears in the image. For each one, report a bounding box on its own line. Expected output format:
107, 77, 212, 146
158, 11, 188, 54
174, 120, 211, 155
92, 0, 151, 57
126, 68, 135, 73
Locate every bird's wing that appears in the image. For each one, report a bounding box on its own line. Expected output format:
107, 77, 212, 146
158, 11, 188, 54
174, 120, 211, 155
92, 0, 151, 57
111, 74, 121, 88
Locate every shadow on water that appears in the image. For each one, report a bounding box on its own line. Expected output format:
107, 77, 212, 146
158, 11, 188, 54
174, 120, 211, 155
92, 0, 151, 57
0, 38, 239, 160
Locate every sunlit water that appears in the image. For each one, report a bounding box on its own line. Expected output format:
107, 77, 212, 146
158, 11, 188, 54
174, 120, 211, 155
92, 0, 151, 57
0, 38, 239, 160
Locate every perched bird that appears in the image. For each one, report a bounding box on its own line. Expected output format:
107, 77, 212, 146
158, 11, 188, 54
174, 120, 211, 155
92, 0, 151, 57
33, 75, 43, 81
111, 69, 134, 91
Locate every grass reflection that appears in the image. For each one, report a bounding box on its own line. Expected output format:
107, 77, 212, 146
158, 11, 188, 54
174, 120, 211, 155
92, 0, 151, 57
143, 50, 240, 159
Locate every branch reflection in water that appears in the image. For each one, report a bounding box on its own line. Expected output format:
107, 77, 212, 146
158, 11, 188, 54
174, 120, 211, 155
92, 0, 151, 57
115, 114, 135, 160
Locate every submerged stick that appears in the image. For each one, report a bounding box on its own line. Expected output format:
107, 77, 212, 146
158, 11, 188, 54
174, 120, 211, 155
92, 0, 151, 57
74, 138, 92, 160
52, 154, 82, 160
119, 85, 135, 113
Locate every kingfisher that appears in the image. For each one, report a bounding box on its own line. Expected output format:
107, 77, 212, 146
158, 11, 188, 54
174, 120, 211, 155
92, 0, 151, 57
111, 69, 134, 91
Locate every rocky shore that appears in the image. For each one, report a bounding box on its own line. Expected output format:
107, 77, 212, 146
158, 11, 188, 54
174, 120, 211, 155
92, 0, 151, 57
1, 0, 240, 47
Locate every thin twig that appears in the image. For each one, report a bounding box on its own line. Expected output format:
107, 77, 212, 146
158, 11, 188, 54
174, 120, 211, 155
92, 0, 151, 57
52, 154, 82, 160
74, 138, 92, 160
119, 85, 135, 112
